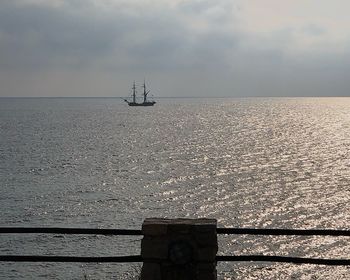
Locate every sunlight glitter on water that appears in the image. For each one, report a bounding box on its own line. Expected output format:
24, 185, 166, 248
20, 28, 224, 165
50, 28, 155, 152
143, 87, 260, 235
0, 97, 349, 279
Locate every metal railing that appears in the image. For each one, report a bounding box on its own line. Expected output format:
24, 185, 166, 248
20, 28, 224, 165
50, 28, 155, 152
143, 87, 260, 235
217, 227, 350, 265
217, 227, 350, 236
0, 227, 142, 263
1, 227, 350, 265
0, 227, 141, 235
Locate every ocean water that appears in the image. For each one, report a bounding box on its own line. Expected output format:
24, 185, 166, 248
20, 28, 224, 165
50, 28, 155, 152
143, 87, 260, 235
0, 97, 349, 279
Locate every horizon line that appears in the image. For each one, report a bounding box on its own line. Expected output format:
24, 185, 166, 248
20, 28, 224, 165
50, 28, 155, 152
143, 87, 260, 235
0, 96, 349, 99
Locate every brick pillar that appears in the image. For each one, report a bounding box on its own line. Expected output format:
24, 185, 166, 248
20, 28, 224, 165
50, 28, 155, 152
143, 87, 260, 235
141, 218, 217, 280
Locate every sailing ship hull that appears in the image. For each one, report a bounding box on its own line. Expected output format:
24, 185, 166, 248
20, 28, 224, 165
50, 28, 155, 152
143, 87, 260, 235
124, 81, 155, 106
127, 101, 156, 106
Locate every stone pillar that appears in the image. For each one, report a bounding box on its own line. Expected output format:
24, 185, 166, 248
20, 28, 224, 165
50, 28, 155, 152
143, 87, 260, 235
141, 218, 217, 280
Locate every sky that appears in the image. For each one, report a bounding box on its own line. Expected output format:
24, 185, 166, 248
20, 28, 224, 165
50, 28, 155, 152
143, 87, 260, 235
0, 0, 350, 97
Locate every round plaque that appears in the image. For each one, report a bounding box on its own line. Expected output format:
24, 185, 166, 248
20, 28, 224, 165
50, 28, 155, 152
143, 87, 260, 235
168, 240, 193, 265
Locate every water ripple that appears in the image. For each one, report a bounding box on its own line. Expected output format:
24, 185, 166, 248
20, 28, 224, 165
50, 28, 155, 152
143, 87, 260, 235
0, 98, 349, 279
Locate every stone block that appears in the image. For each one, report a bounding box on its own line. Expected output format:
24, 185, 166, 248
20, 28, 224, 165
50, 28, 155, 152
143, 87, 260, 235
195, 232, 217, 247
196, 262, 217, 271
196, 247, 217, 262
141, 238, 169, 259
193, 220, 217, 233
142, 219, 168, 236
168, 223, 191, 234
195, 270, 217, 280
141, 218, 218, 280
161, 263, 194, 280
141, 262, 162, 280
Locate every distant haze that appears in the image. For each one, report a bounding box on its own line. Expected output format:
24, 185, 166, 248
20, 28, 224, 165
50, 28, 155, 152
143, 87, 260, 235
0, 0, 350, 97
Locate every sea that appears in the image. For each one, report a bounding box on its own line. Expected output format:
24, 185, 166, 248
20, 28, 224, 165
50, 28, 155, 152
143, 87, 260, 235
0, 97, 349, 279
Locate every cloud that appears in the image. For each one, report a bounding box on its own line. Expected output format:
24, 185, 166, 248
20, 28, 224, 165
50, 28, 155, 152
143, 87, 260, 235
0, 0, 350, 97
235, 0, 350, 55
0, 0, 240, 72
0, 0, 120, 69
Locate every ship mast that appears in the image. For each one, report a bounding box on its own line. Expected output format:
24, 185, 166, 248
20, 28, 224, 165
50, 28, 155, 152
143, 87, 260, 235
132, 81, 136, 103
143, 80, 150, 103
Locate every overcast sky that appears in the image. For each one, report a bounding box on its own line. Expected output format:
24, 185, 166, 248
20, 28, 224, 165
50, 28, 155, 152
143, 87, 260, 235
0, 0, 350, 97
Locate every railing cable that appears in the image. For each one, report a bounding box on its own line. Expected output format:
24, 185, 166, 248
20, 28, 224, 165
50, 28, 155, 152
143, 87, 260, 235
0, 227, 142, 236
217, 228, 350, 236
216, 255, 350, 265
0, 255, 142, 263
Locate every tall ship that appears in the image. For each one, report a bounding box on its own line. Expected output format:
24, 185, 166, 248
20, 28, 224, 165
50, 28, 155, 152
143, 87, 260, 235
124, 81, 156, 106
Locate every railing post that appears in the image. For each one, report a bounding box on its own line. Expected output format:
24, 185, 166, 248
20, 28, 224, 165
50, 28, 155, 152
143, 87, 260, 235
141, 218, 218, 280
